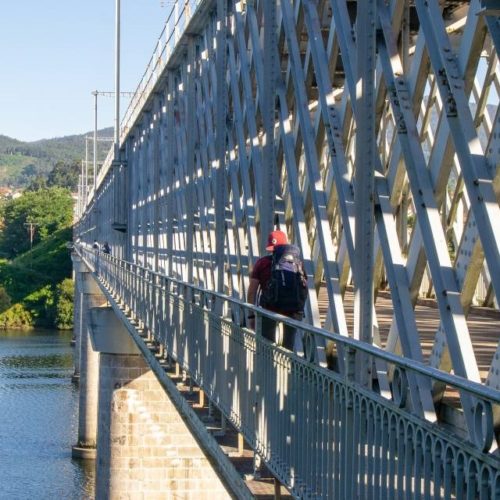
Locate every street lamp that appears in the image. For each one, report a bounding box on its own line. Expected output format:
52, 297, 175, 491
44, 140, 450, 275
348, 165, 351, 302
93, 91, 98, 187
115, 0, 121, 159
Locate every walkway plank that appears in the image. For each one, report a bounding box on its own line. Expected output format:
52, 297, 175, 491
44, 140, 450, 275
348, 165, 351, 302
318, 286, 500, 381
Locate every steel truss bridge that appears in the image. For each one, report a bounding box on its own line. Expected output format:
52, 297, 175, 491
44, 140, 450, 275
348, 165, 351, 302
75, 0, 500, 497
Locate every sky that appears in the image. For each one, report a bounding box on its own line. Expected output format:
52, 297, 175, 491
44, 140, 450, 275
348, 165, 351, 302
0, 1, 176, 142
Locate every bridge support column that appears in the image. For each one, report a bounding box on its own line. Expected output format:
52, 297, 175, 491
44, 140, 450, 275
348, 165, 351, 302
72, 283, 83, 382
71, 254, 85, 382
72, 270, 106, 459
91, 308, 232, 499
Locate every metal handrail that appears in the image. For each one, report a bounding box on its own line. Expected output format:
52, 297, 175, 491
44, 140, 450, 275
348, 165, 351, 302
76, 244, 500, 498
77, 246, 500, 411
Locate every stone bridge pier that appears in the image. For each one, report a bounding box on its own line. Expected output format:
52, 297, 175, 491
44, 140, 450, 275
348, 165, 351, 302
72, 261, 233, 499
72, 258, 105, 459
71, 256, 83, 383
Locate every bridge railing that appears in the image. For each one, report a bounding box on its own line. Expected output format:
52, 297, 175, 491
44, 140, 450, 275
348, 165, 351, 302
79, 246, 500, 498
86, 1, 204, 200
120, 0, 202, 144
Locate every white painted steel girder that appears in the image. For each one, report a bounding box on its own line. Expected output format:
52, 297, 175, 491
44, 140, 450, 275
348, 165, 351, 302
75, 0, 500, 449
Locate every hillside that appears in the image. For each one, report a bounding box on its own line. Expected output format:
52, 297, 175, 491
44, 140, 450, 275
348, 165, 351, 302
0, 226, 73, 329
0, 187, 74, 330
0, 128, 113, 188
0, 227, 72, 303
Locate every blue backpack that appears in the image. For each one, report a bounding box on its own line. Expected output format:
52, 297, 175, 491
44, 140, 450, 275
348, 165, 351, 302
260, 244, 308, 313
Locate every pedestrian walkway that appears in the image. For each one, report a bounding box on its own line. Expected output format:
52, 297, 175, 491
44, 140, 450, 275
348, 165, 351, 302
318, 286, 499, 379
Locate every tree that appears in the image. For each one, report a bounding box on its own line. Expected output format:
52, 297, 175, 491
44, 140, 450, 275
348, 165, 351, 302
16, 164, 39, 188
22, 164, 38, 177
0, 187, 73, 258
26, 175, 47, 191
47, 160, 80, 191
55, 278, 74, 329
0, 286, 11, 313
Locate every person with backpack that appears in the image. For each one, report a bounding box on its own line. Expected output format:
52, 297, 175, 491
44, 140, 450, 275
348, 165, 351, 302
247, 230, 308, 350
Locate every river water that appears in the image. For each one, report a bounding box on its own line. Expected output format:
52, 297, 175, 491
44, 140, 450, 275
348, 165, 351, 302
0, 329, 95, 499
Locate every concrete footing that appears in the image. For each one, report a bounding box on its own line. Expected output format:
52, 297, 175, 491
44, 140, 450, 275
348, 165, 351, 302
71, 445, 97, 460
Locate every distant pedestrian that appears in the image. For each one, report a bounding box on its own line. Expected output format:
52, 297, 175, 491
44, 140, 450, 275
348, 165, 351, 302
92, 240, 99, 251
102, 242, 111, 254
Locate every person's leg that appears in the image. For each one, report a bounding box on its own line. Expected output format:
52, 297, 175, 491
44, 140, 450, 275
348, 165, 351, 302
261, 315, 277, 343
281, 312, 303, 351
282, 323, 295, 351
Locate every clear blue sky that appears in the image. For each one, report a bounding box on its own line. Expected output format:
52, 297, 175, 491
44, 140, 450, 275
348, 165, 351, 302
0, 1, 175, 142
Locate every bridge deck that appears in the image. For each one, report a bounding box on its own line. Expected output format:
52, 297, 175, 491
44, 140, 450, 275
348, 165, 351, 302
319, 287, 500, 381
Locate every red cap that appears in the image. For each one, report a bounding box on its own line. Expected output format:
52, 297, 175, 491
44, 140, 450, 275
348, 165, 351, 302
266, 230, 287, 251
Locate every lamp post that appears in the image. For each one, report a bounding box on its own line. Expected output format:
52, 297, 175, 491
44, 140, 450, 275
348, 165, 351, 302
93, 91, 98, 187
114, 0, 121, 159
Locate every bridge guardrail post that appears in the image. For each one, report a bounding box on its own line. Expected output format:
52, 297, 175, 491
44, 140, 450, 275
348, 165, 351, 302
252, 311, 265, 476
345, 345, 356, 382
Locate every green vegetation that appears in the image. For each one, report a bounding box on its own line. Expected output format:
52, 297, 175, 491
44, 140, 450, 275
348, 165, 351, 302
0, 304, 32, 329
0, 153, 42, 187
0, 188, 74, 330
55, 279, 74, 330
0, 187, 73, 258
0, 128, 112, 188
0, 128, 115, 330
0, 286, 11, 312
47, 161, 81, 191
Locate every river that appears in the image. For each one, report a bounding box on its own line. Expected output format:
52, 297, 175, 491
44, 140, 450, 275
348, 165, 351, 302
0, 329, 95, 499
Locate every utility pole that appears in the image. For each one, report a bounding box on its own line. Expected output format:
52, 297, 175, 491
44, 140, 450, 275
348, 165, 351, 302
93, 90, 98, 189
24, 221, 38, 269
91, 90, 133, 188
115, 0, 121, 160
81, 160, 85, 211
85, 137, 89, 200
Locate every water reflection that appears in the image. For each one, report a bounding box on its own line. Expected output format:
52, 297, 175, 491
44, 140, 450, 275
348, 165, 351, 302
0, 329, 95, 499
1, 353, 73, 368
